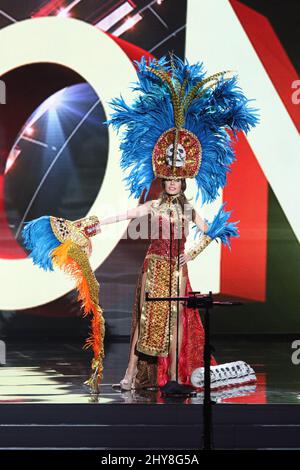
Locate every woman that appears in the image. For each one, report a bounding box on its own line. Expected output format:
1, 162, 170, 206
102, 54, 258, 392
21, 54, 258, 393
99, 177, 217, 391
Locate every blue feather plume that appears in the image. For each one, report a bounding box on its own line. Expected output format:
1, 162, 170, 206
21, 216, 61, 271
193, 203, 239, 248
105, 54, 259, 203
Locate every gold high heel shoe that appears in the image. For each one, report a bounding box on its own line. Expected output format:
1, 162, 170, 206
119, 367, 137, 391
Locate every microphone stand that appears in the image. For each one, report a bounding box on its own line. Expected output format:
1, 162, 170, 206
161, 202, 196, 397
145, 290, 242, 449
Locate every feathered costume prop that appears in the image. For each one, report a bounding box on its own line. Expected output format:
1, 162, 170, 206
106, 54, 259, 247
22, 215, 104, 393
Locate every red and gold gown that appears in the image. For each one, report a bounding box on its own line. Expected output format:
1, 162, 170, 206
127, 196, 217, 389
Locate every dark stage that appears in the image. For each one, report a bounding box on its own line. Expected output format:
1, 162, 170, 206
0, 338, 299, 450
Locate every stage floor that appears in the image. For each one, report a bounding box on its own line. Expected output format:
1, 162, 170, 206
0, 338, 299, 405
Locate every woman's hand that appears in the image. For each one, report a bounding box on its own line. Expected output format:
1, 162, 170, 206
179, 253, 192, 267
87, 238, 92, 257
194, 210, 208, 233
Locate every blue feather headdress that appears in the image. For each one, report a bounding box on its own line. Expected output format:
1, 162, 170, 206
105, 54, 259, 204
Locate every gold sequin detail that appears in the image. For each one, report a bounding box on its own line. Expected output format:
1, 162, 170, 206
187, 234, 212, 260
50, 215, 100, 252
52, 241, 104, 393
152, 127, 202, 180
137, 254, 182, 357
67, 243, 100, 306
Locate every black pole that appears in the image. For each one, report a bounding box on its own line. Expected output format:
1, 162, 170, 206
168, 206, 172, 366
176, 205, 180, 383
168, 200, 180, 384
158, 200, 195, 397
202, 290, 213, 450
146, 291, 243, 442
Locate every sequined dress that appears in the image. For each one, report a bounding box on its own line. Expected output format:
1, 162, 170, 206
128, 197, 217, 389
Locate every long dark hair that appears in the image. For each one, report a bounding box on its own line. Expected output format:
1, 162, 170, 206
159, 178, 196, 222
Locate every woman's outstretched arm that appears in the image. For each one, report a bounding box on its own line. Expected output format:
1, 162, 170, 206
179, 208, 208, 266
193, 210, 209, 233
99, 200, 154, 226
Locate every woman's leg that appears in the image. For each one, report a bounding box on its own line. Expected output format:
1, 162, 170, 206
169, 274, 187, 382
122, 271, 147, 379
126, 322, 139, 376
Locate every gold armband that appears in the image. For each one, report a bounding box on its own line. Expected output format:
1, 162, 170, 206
187, 234, 212, 260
